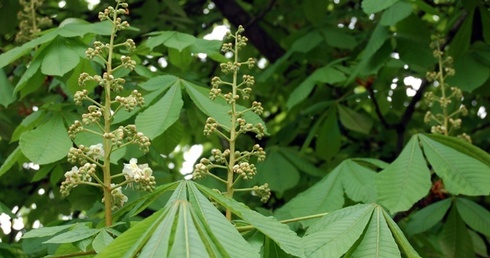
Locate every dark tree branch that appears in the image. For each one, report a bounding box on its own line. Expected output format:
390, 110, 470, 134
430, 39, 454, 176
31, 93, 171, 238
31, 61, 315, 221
211, 0, 285, 62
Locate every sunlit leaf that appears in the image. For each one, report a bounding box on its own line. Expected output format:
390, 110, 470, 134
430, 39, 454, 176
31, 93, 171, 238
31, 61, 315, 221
303, 204, 374, 257
135, 83, 183, 139
376, 135, 432, 213
19, 114, 72, 164
347, 205, 400, 257
195, 182, 305, 258
361, 0, 399, 14
419, 134, 490, 196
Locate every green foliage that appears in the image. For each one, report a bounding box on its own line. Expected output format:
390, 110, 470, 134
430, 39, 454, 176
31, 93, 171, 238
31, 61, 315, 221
0, 0, 490, 257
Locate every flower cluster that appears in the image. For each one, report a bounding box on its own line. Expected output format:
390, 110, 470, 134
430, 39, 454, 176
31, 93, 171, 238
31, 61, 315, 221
193, 27, 269, 204
15, 0, 52, 43
62, 0, 155, 215
424, 39, 470, 141
122, 158, 156, 191
67, 143, 105, 165
102, 184, 128, 210
60, 163, 97, 197
115, 90, 145, 111
252, 183, 271, 203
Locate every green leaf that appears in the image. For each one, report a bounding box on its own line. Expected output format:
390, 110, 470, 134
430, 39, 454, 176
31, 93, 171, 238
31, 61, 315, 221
379, 1, 413, 26
341, 160, 377, 203
424, 134, 490, 167
439, 206, 475, 258
338, 105, 373, 134
135, 83, 183, 139
19, 114, 72, 165
23, 224, 73, 238
57, 20, 113, 37
0, 30, 57, 68
274, 162, 344, 227
405, 198, 452, 236
146, 31, 196, 52
97, 181, 258, 258
448, 8, 474, 59
13, 58, 43, 97
186, 182, 259, 257
469, 229, 488, 257
287, 66, 346, 109
0, 69, 14, 107
188, 38, 227, 63
183, 81, 267, 134
303, 204, 374, 257
40, 37, 83, 76
376, 135, 432, 213
44, 228, 99, 244
362, 0, 399, 14
455, 198, 490, 236
138, 74, 179, 92
348, 205, 401, 257
256, 149, 300, 195
419, 134, 490, 196
316, 106, 341, 160
447, 52, 490, 92
320, 27, 357, 49
303, 0, 328, 26
0, 146, 25, 178
291, 30, 323, 53
168, 47, 192, 70
92, 229, 114, 254
0, 201, 16, 218
195, 182, 305, 258
262, 235, 292, 258
381, 209, 422, 257
278, 148, 326, 177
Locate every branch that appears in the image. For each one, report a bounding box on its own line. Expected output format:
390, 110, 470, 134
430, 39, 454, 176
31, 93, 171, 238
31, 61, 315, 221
211, 0, 285, 62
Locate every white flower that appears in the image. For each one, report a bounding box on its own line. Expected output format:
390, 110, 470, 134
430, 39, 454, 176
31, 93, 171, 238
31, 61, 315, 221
122, 158, 153, 182
88, 143, 104, 160
64, 166, 79, 182
123, 158, 140, 180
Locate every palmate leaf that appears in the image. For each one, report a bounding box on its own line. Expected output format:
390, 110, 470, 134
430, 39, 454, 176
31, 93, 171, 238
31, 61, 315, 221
96, 181, 257, 258
195, 182, 305, 258
419, 134, 490, 195
346, 205, 401, 257
303, 204, 374, 258
0, 146, 26, 178
376, 135, 432, 213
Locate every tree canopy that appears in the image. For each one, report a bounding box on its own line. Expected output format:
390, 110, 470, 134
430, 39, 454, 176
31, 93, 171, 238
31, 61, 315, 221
0, 0, 490, 257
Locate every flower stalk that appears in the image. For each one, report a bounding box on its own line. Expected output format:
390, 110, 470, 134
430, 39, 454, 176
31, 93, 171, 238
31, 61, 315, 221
61, 0, 154, 227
